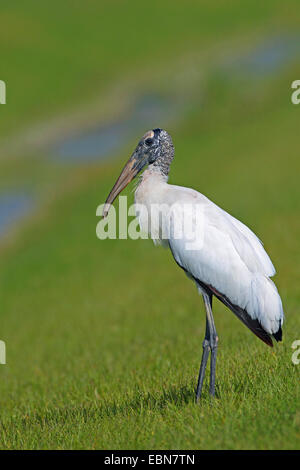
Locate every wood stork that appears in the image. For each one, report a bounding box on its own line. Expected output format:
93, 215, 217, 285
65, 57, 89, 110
103, 128, 284, 400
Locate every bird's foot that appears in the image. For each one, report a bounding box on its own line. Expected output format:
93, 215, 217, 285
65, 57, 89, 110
196, 336, 218, 402
195, 339, 211, 402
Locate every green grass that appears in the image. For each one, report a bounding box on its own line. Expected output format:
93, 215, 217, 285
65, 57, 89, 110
0, 1, 300, 450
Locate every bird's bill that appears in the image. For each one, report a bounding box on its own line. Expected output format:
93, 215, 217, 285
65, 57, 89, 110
102, 148, 148, 217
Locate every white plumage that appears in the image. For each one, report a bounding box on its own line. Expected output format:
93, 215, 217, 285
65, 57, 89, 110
135, 169, 284, 336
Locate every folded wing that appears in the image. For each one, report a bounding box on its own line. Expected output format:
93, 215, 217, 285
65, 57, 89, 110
166, 186, 284, 338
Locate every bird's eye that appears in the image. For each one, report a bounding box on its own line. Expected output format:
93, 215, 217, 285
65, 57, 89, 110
145, 138, 153, 146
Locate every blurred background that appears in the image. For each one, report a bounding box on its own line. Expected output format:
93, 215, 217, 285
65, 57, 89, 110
0, 0, 299, 449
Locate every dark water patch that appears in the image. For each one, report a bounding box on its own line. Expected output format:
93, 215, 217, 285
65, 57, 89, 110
0, 192, 34, 236
222, 34, 300, 78
52, 94, 178, 163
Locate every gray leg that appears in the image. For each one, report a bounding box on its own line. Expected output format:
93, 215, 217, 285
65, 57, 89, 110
195, 292, 218, 401
195, 316, 210, 402
209, 339, 218, 397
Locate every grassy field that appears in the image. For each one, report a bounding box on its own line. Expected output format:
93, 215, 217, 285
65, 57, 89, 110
0, 1, 299, 449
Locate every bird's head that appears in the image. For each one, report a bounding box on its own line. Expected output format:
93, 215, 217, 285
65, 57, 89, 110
103, 128, 174, 217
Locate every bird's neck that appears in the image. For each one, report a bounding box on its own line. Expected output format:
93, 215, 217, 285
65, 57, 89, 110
151, 156, 171, 180
136, 166, 168, 190
135, 140, 174, 203
152, 138, 174, 178
135, 167, 168, 206
143, 164, 169, 182
134, 168, 169, 243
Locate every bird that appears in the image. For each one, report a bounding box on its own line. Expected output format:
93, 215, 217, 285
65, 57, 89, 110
103, 128, 284, 400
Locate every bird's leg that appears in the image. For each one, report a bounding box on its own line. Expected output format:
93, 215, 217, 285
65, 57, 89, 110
204, 292, 218, 397
195, 312, 210, 402
196, 292, 218, 401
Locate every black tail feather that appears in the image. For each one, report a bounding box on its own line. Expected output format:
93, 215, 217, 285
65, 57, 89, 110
273, 322, 282, 342
196, 279, 274, 347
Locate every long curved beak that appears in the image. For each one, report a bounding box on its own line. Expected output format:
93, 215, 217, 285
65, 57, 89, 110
103, 147, 148, 217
